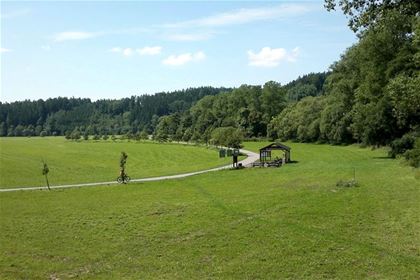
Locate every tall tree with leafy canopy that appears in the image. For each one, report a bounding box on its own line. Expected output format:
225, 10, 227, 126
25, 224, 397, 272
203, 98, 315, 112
324, 0, 419, 33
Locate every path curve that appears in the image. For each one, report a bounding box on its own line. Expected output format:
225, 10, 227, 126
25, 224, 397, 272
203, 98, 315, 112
0, 149, 259, 193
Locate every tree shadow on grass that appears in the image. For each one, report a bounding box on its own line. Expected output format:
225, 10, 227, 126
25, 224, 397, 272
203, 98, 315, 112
372, 156, 393, 160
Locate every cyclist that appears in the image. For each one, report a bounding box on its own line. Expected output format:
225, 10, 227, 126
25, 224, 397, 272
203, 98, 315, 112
119, 167, 126, 183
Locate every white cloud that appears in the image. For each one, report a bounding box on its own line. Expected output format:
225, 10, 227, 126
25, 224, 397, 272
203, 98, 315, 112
137, 46, 162, 55
0, 48, 12, 53
164, 4, 309, 28
122, 48, 133, 56
162, 51, 206, 66
194, 51, 206, 61
288, 47, 300, 62
51, 28, 152, 44
0, 9, 30, 19
247, 47, 300, 67
109, 47, 133, 56
53, 31, 98, 42
109, 47, 122, 53
48, 5, 310, 44
41, 45, 51, 51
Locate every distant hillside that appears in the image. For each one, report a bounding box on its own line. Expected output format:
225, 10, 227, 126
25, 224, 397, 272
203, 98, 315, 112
0, 87, 231, 136
283, 72, 329, 102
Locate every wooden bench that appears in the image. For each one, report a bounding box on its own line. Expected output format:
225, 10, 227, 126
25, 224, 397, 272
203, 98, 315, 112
252, 162, 264, 167
267, 161, 280, 167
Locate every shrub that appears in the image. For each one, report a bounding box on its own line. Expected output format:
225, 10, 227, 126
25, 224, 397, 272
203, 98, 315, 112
71, 130, 81, 140
404, 149, 420, 168
404, 138, 420, 168
389, 134, 416, 158
126, 132, 134, 140
336, 179, 359, 187
140, 130, 149, 140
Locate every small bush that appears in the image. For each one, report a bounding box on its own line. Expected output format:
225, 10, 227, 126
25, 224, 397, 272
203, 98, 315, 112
126, 132, 133, 140
336, 179, 359, 188
140, 130, 149, 140
70, 130, 81, 140
389, 134, 415, 158
404, 148, 420, 168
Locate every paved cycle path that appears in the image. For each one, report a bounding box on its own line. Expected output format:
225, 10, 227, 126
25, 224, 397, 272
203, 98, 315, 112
0, 149, 259, 193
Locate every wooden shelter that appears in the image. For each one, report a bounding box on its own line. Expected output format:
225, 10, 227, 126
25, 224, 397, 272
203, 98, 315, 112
259, 142, 291, 163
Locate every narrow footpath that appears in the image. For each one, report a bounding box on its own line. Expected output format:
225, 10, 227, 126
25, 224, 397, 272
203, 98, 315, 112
0, 149, 259, 193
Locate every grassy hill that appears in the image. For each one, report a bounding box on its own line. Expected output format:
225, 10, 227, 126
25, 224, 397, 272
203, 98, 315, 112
0, 137, 231, 188
0, 141, 419, 279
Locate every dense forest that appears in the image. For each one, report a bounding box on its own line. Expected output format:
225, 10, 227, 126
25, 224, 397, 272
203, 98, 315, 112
1, 0, 419, 165
0, 87, 230, 137
0, 72, 326, 138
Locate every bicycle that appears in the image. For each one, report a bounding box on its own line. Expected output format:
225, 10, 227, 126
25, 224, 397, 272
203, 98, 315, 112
117, 174, 131, 184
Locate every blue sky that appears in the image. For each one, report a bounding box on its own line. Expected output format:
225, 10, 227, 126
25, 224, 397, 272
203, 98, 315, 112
0, 1, 356, 102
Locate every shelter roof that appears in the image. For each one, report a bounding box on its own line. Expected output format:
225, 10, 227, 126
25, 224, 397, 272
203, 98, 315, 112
259, 142, 291, 151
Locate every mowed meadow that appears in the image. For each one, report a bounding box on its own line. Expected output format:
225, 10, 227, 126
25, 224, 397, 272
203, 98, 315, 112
0, 137, 232, 188
1, 140, 419, 279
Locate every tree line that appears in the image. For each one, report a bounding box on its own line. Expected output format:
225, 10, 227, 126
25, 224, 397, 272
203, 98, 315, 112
151, 76, 326, 145
0, 73, 325, 139
0, 87, 230, 137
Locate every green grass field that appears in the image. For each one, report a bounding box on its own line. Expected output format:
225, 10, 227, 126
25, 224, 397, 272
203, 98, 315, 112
0, 137, 232, 188
1, 141, 419, 279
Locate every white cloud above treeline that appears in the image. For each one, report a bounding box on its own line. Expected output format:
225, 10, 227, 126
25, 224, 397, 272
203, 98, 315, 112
0, 48, 12, 53
53, 31, 98, 42
137, 46, 162, 55
110, 47, 133, 56
110, 46, 162, 57
163, 4, 309, 28
41, 45, 51, 51
162, 51, 206, 66
247, 47, 300, 67
50, 4, 311, 44
0, 9, 30, 20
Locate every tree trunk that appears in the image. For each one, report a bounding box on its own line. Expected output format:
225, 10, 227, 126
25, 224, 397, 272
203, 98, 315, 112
45, 175, 50, 190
